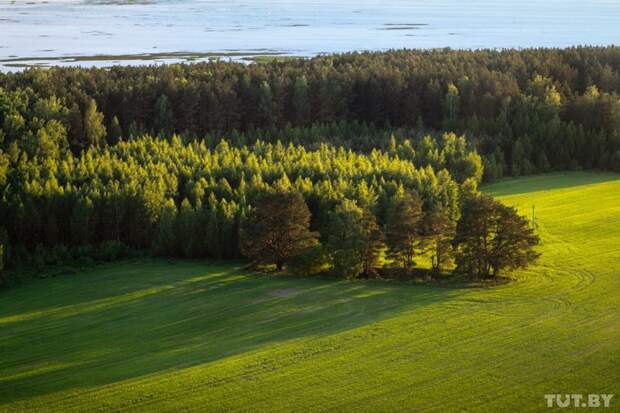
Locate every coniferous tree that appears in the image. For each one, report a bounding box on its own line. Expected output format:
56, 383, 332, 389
422, 206, 456, 273
453, 195, 540, 278
0, 227, 6, 284
70, 198, 92, 246
240, 191, 318, 270
258, 81, 275, 129
155, 198, 178, 256
385, 192, 424, 271
178, 199, 198, 258
154, 94, 174, 136
109, 116, 123, 144
327, 199, 385, 279
83, 98, 106, 147
68, 103, 84, 152
205, 194, 222, 259
292, 75, 311, 125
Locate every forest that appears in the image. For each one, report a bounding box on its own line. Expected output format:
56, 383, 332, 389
4, 46, 620, 282
1, 46, 619, 177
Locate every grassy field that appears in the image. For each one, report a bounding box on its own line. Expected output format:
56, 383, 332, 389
1, 172, 619, 412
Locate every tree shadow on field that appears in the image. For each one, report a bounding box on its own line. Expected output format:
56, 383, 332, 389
0, 259, 465, 405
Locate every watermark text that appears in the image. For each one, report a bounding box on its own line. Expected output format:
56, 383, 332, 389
544, 394, 614, 408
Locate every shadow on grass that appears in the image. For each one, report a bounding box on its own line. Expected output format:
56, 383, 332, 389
0, 259, 464, 404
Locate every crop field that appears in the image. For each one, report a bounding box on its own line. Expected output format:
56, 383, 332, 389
1, 172, 619, 412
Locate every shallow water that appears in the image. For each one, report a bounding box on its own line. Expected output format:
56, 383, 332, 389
0, 0, 619, 71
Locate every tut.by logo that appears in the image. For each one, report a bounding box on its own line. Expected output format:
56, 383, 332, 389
545, 394, 614, 408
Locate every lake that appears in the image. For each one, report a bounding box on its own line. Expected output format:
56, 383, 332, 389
1, 0, 619, 71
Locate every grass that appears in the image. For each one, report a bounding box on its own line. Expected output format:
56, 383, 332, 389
1, 171, 619, 412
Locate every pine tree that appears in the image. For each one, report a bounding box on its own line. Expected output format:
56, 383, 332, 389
327, 199, 384, 279
154, 94, 174, 136
453, 195, 540, 278
205, 194, 222, 259
0, 227, 9, 285
83, 98, 106, 147
442, 82, 460, 129
258, 81, 275, 129
422, 206, 456, 273
109, 116, 123, 144
68, 103, 84, 152
178, 198, 198, 258
240, 191, 318, 270
292, 75, 311, 125
155, 198, 178, 256
70, 198, 92, 246
385, 192, 424, 271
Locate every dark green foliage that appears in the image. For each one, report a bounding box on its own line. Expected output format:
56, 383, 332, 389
240, 191, 318, 270
385, 192, 424, 271
0, 48, 578, 279
154, 199, 178, 256
109, 116, 122, 144
0, 228, 6, 285
68, 103, 84, 152
2, 47, 619, 175
94, 241, 127, 262
292, 75, 311, 125
287, 244, 330, 276
327, 200, 385, 279
421, 206, 456, 273
154, 94, 174, 136
453, 195, 540, 278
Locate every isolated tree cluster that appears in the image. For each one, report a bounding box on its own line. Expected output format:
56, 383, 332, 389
240, 190, 539, 279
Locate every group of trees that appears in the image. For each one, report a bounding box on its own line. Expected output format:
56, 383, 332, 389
240, 190, 539, 279
0, 128, 482, 279
1, 46, 619, 179
8, 46, 608, 282
0, 117, 538, 281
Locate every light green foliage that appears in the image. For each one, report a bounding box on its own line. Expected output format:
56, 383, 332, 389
109, 116, 122, 144
442, 82, 460, 129
385, 192, 424, 271
327, 199, 384, 278
83, 99, 106, 148
2, 136, 463, 260
0, 173, 618, 412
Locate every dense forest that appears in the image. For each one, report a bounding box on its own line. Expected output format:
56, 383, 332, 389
5, 46, 619, 281
0, 130, 487, 275
1, 47, 619, 178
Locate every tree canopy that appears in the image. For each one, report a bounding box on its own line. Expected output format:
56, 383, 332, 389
453, 196, 540, 278
240, 191, 318, 270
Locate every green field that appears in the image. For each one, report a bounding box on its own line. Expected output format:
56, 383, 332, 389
1, 172, 619, 412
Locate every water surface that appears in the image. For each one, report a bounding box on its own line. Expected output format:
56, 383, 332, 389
1, 0, 618, 70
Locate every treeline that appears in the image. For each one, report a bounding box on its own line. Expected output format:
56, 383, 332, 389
1, 47, 620, 178
0, 131, 538, 283
0, 131, 484, 278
